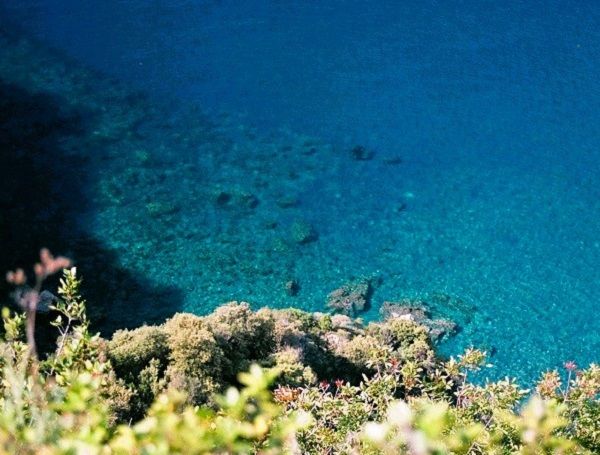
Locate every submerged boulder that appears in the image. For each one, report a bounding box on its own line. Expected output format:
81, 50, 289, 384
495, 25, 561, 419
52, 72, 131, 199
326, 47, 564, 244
276, 195, 299, 208
212, 188, 260, 211
382, 156, 403, 165
350, 145, 374, 161
284, 279, 300, 296
290, 220, 318, 244
146, 201, 180, 218
327, 278, 372, 317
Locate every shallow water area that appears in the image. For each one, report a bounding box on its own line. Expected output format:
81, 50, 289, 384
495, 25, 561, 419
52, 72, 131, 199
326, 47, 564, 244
2, 1, 600, 384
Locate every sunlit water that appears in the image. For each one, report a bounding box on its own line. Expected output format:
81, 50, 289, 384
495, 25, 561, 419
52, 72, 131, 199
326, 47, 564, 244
2, 1, 600, 383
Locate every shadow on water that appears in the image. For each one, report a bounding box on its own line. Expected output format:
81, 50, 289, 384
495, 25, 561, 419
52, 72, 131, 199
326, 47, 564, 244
0, 78, 184, 342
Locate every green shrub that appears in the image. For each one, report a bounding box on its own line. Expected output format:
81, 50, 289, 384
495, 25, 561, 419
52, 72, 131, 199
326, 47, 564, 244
269, 347, 316, 387
203, 303, 276, 380
108, 325, 169, 378
164, 312, 225, 403
1, 262, 598, 454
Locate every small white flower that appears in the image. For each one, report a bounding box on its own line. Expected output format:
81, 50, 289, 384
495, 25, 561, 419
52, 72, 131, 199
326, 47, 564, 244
295, 410, 313, 428
225, 387, 239, 406
364, 422, 387, 443
523, 429, 536, 444
387, 401, 412, 426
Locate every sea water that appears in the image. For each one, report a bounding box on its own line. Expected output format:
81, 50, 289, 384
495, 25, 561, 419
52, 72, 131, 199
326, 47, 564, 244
1, 0, 599, 383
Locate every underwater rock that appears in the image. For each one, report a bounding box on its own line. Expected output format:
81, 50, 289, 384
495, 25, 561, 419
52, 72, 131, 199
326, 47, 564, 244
395, 202, 408, 212
284, 279, 300, 296
429, 292, 477, 324
134, 150, 152, 165
380, 300, 428, 321
263, 220, 279, 229
427, 318, 458, 342
239, 192, 259, 209
290, 220, 318, 244
214, 191, 232, 206
98, 179, 124, 205
212, 189, 259, 210
327, 278, 372, 317
383, 156, 403, 165
146, 201, 180, 218
350, 145, 374, 161
276, 195, 299, 208
272, 238, 291, 253
380, 300, 458, 342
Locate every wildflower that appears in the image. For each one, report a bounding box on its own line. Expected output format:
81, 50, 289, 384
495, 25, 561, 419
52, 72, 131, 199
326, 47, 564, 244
334, 379, 344, 389
536, 370, 561, 398
319, 380, 330, 391
35, 248, 72, 280
273, 386, 300, 404
564, 361, 577, 371
364, 422, 387, 443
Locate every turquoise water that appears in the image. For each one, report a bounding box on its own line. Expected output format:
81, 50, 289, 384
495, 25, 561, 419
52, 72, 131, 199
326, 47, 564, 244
1, 1, 600, 383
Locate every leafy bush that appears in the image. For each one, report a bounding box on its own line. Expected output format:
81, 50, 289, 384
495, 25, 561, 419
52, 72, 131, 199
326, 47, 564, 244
164, 312, 225, 404
1, 252, 598, 453
109, 326, 168, 376
0, 266, 307, 453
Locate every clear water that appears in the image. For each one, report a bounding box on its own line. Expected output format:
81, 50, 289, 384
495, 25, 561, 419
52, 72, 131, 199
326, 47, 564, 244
2, 1, 600, 383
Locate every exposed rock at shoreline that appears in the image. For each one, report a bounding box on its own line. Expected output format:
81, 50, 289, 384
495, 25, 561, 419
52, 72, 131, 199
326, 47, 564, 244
380, 300, 457, 342
327, 278, 372, 317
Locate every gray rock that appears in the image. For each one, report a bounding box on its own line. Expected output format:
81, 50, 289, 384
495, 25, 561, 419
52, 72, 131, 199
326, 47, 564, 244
327, 279, 372, 317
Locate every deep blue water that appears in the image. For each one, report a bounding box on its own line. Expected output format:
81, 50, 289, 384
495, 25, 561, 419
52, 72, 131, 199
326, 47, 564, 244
2, 1, 600, 383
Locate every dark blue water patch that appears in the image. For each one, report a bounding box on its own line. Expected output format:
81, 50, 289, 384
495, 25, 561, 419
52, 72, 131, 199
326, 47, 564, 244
0, 60, 185, 335
4, 1, 600, 163
2, 1, 600, 384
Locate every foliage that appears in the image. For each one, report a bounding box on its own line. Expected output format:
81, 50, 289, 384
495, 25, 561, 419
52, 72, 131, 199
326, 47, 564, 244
0, 259, 598, 453
0, 268, 307, 454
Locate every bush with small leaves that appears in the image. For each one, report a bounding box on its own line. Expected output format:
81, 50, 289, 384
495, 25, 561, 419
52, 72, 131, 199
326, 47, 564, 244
163, 312, 225, 404
1, 254, 599, 454
269, 346, 316, 387
203, 302, 276, 380
534, 362, 600, 452
340, 334, 391, 371
108, 325, 169, 379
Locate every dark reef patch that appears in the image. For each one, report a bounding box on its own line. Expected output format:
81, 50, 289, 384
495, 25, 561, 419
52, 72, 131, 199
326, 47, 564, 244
0, 47, 183, 336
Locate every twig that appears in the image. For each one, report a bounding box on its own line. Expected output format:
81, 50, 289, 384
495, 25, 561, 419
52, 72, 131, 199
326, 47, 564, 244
6, 248, 72, 359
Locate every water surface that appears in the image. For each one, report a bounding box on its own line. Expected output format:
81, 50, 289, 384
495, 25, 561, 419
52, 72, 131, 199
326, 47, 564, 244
2, 0, 600, 382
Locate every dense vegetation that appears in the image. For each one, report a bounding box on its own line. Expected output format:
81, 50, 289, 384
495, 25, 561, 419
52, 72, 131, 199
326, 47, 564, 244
1, 251, 599, 453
